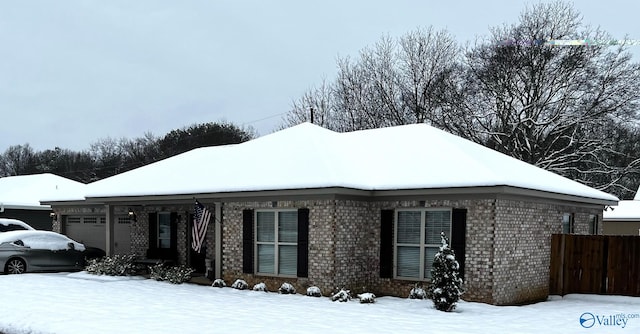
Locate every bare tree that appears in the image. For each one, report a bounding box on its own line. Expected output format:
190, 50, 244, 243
0, 144, 36, 176
397, 27, 460, 125
440, 1, 640, 198
281, 78, 336, 130
281, 27, 460, 131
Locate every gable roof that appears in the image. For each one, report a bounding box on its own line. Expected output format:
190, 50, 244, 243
74, 123, 617, 204
0, 173, 86, 210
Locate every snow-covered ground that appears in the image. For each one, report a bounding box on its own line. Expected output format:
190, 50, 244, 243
1, 272, 639, 334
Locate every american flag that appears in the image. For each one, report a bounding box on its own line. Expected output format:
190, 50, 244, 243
192, 200, 212, 253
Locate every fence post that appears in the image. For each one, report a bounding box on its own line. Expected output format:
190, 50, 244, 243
559, 234, 565, 296
602, 236, 609, 294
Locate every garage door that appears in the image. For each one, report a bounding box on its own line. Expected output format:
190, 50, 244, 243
64, 215, 132, 254
114, 216, 132, 255
65, 216, 105, 250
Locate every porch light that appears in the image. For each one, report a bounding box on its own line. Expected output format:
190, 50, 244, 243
128, 209, 137, 222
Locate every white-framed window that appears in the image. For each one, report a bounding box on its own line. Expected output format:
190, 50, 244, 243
562, 213, 574, 234
255, 210, 298, 276
395, 208, 451, 280
157, 212, 171, 249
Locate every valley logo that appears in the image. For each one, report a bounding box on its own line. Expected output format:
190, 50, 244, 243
579, 312, 639, 329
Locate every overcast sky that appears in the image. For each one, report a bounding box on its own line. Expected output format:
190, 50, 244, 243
2, 1, 639, 153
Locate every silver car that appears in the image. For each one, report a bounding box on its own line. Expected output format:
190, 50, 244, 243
0, 230, 103, 274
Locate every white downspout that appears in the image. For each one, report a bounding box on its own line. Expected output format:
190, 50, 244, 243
0, 202, 4, 213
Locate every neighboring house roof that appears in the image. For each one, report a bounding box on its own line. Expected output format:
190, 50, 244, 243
603, 186, 640, 221
66, 123, 616, 204
0, 173, 86, 210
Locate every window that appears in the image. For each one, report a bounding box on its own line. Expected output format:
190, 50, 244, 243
589, 215, 598, 235
395, 209, 451, 280
562, 213, 574, 234
157, 213, 172, 249
256, 210, 298, 276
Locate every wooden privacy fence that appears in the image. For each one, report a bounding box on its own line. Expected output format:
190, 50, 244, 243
550, 234, 640, 296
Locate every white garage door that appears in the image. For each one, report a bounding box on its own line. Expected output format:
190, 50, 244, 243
64, 216, 131, 254
114, 216, 132, 255
65, 216, 105, 250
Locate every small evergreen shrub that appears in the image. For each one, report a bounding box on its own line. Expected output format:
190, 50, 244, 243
409, 285, 427, 300
231, 279, 248, 290
306, 286, 322, 297
84, 254, 137, 276
149, 264, 195, 284
429, 232, 463, 312
253, 282, 268, 292
212, 278, 227, 288
330, 288, 351, 302
279, 282, 296, 294
357, 292, 376, 304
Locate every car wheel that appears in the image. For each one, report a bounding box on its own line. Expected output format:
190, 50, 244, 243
5, 258, 26, 274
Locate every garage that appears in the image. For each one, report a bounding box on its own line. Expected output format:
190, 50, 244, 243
64, 215, 131, 254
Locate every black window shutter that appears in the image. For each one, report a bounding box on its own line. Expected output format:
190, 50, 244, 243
297, 208, 310, 277
451, 208, 467, 280
148, 213, 158, 250
242, 209, 254, 274
188, 213, 194, 248
170, 212, 178, 252
380, 209, 394, 278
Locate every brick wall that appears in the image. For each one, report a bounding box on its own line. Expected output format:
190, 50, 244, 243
52, 195, 604, 305
222, 200, 335, 295
491, 199, 603, 305
344, 199, 497, 301
219, 196, 604, 305
135, 205, 193, 264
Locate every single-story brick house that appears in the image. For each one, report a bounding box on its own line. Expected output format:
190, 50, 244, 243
0, 173, 85, 230
43, 123, 617, 305
603, 187, 640, 235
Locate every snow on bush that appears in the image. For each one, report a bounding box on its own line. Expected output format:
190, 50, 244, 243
253, 282, 268, 292
409, 285, 427, 299
330, 288, 351, 302
429, 232, 463, 312
357, 292, 376, 303
85, 254, 137, 276
278, 282, 296, 294
306, 286, 322, 297
212, 278, 227, 288
149, 264, 195, 284
231, 279, 248, 290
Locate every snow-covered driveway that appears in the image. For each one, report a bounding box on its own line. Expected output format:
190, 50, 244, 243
1, 272, 639, 333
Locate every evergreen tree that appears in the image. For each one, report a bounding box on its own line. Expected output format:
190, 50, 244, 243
429, 232, 463, 311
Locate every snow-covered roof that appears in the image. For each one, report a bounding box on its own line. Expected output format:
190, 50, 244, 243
76, 123, 617, 203
603, 200, 640, 221
603, 186, 640, 221
0, 173, 86, 209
